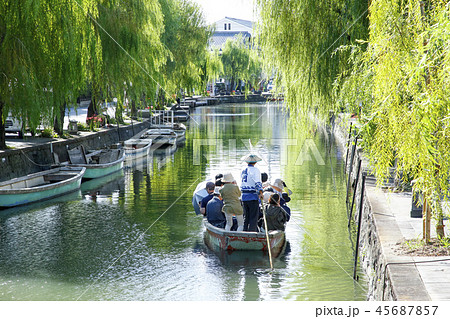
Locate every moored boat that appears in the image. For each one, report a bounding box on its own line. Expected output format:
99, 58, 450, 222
203, 219, 286, 255
173, 123, 186, 144
142, 129, 177, 149
150, 123, 186, 144
67, 146, 125, 179
123, 131, 153, 159
0, 167, 85, 208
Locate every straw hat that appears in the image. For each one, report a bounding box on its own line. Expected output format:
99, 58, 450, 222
241, 154, 262, 163
221, 172, 235, 183
272, 178, 284, 190
272, 178, 293, 195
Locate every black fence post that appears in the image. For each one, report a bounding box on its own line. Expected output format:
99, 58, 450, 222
348, 159, 362, 227
346, 136, 358, 206
353, 174, 366, 280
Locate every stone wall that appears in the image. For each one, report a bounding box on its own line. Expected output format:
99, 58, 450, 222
332, 115, 395, 301
0, 121, 150, 183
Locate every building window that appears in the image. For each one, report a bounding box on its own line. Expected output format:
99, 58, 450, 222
224, 23, 227, 30
228, 23, 231, 30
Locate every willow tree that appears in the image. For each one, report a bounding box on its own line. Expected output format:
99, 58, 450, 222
0, 0, 99, 144
205, 49, 224, 94
49, 1, 101, 136
159, 0, 212, 103
255, 0, 369, 117
95, 0, 166, 118
335, 0, 450, 240
221, 36, 250, 92
243, 48, 263, 94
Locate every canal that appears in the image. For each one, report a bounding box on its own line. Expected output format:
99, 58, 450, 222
0, 102, 367, 301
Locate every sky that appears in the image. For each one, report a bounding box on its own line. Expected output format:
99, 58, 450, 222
191, 0, 257, 24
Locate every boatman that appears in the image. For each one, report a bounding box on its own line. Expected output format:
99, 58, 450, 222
240, 153, 263, 231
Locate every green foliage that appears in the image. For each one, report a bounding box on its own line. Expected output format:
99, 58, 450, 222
255, 0, 369, 117
336, 1, 450, 210
0, 0, 212, 149
77, 122, 90, 131
97, 0, 166, 107
0, 0, 99, 135
221, 36, 263, 92
206, 49, 224, 85
159, 0, 212, 98
40, 128, 57, 138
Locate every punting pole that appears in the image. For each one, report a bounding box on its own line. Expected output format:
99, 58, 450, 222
353, 174, 366, 280
348, 159, 362, 227
262, 209, 274, 270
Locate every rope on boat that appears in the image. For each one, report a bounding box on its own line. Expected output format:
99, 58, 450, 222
20, 150, 53, 167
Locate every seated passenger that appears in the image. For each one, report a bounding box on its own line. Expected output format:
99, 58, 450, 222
262, 186, 274, 204
214, 177, 224, 193
206, 193, 226, 228
281, 192, 291, 221
219, 173, 244, 231
261, 172, 270, 189
271, 178, 292, 221
262, 193, 288, 231
199, 182, 215, 216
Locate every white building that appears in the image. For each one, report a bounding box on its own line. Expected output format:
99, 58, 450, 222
209, 17, 254, 50
214, 17, 253, 34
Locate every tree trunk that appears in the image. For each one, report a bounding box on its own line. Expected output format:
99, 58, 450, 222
0, 101, 6, 149
437, 214, 445, 239
87, 97, 97, 120
53, 103, 66, 137
131, 100, 137, 119
423, 197, 431, 243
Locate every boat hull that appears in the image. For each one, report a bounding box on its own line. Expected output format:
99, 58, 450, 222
124, 139, 152, 159
68, 150, 125, 179
203, 220, 285, 255
0, 167, 85, 208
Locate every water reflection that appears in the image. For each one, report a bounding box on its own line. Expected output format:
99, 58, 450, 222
0, 103, 367, 301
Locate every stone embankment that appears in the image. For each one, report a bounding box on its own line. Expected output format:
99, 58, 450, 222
333, 114, 450, 301
0, 121, 149, 183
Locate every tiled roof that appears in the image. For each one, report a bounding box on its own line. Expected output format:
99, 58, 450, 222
209, 31, 251, 49
224, 17, 253, 29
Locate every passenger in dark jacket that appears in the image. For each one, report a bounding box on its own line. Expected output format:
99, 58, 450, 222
263, 193, 287, 231
206, 193, 226, 228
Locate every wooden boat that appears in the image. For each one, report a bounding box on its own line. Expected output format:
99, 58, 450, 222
0, 167, 85, 208
150, 123, 186, 144
173, 123, 186, 144
163, 110, 190, 122
203, 219, 286, 255
123, 130, 153, 159
67, 146, 125, 179
141, 129, 177, 149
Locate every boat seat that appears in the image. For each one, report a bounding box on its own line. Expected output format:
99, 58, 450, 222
68, 146, 88, 164
24, 176, 46, 188
44, 173, 76, 182
85, 150, 103, 158
98, 149, 120, 164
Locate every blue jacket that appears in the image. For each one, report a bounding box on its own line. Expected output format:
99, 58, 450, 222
240, 165, 263, 201
206, 196, 226, 228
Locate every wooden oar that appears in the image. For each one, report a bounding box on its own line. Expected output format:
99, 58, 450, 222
262, 206, 274, 270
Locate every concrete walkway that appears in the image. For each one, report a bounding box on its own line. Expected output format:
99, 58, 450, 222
365, 177, 450, 301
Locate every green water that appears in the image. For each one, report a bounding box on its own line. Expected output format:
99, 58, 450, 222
0, 103, 367, 300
